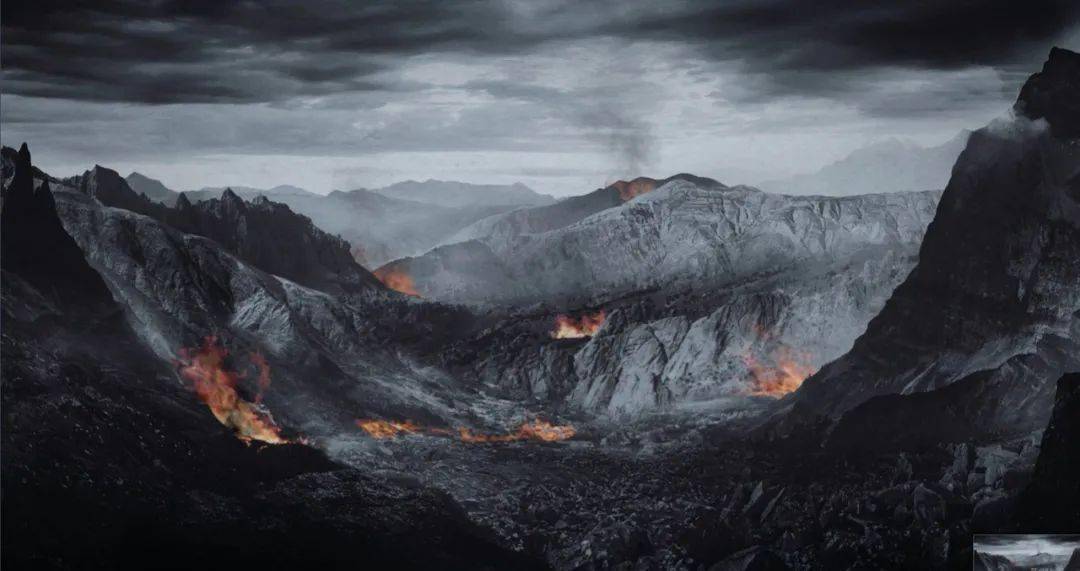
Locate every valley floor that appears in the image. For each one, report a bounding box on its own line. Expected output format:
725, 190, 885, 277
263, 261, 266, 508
327, 409, 1036, 570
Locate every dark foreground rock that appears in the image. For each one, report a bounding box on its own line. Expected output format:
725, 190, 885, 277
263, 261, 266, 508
1, 144, 545, 571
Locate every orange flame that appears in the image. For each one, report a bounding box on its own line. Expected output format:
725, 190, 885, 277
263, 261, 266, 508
742, 345, 816, 397
176, 336, 289, 445
355, 418, 576, 443
355, 419, 421, 439
551, 310, 606, 339
611, 178, 657, 201
374, 265, 420, 297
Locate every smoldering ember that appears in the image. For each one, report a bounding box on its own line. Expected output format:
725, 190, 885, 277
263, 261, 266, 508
2, 3, 1079, 570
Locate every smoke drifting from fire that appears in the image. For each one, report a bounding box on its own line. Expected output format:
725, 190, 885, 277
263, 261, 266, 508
581, 107, 657, 180
374, 265, 420, 297
551, 310, 606, 339
176, 336, 290, 445
356, 418, 576, 443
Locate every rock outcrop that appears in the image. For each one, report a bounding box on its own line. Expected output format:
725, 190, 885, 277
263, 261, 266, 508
2, 144, 541, 571
1014, 372, 1080, 530
66, 163, 382, 296
390, 177, 937, 305
1, 144, 116, 320
125, 170, 180, 205
791, 47, 1080, 436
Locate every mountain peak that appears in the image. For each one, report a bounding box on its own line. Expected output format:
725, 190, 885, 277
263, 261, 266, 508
1015, 46, 1080, 138
175, 192, 192, 209
220, 187, 242, 202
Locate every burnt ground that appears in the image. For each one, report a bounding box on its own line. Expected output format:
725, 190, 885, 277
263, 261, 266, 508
324, 408, 1033, 570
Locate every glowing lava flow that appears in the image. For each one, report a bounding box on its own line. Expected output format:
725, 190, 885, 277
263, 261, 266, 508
742, 345, 816, 397
355, 419, 421, 438
356, 418, 576, 443
374, 265, 420, 297
176, 336, 289, 444
551, 310, 606, 339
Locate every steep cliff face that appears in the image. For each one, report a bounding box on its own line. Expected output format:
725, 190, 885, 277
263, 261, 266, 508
791, 48, 1080, 434
438, 245, 921, 416
1014, 372, 1080, 531
389, 178, 938, 305
177, 190, 383, 295
48, 182, 479, 430
1, 145, 116, 320
64, 163, 382, 296
2, 145, 538, 571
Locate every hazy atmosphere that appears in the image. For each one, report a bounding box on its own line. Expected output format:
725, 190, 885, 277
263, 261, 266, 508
4, 3, 1080, 570
4, 0, 1078, 194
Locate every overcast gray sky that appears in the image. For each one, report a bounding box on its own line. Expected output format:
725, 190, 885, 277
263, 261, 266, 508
3, 1, 1078, 196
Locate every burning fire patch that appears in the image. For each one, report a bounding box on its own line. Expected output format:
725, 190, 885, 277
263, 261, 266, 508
374, 265, 420, 297
176, 336, 290, 445
551, 310, 606, 339
355, 419, 421, 438
356, 418, 576, 443
611, 178, 657, 202
742, 345, 816, 397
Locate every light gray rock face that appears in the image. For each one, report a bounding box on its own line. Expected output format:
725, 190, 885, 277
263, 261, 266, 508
445, 244, 924, 416
395, 180, 939, 306
423, 180, 940, 416
48, 184, 480, 434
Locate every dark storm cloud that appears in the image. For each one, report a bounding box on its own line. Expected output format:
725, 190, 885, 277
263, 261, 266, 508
606, 0, 1080, 106
4, 0, 1078, 106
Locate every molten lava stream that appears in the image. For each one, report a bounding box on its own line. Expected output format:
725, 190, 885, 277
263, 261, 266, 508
176, 336, 290, 445
355, 418, 576, 443
551, 310, 606, 339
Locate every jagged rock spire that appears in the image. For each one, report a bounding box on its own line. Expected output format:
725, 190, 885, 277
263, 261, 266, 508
0, 143, 117, 315
175, 192, 192, 209
1014, 46, 1080, 138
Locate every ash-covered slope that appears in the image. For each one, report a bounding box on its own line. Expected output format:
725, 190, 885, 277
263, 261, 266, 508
423, 177, 939, 415
389, 177, 938, 305
438, 245, 923, 416
791, 47, 1080, 436
1, 144, 539, 571
444, 175, 713, 246
47, 179, 482, 432
65, 163, 382, 296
